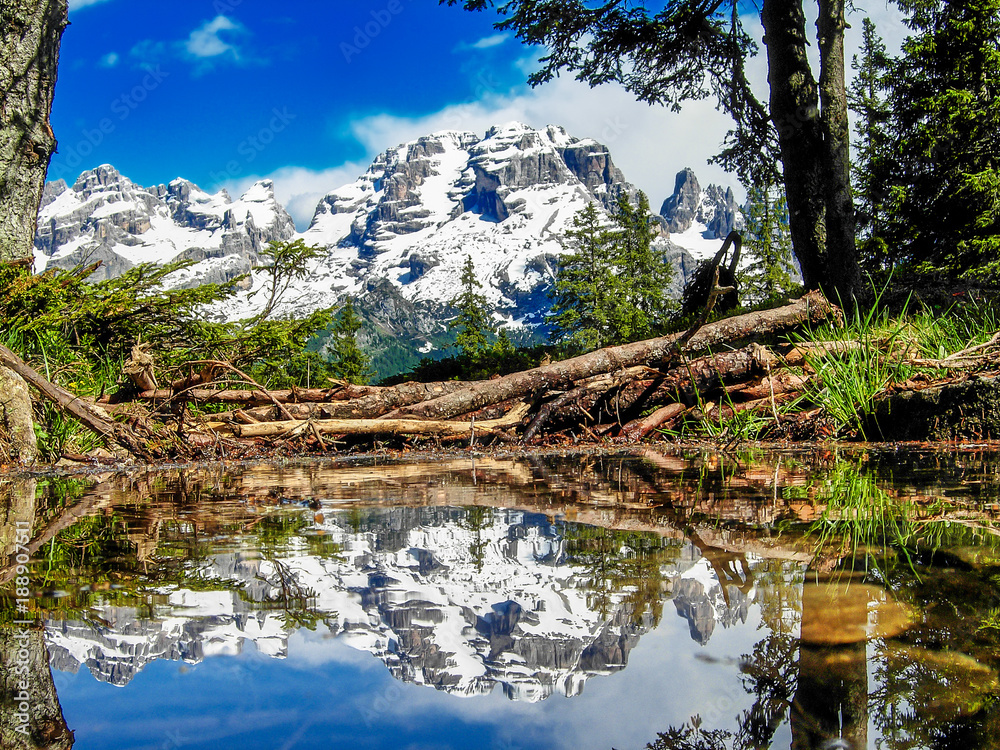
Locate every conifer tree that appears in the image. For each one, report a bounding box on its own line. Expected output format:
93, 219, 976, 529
252, 239, 324, 322
550, 194, 674, 351
848, 18, 894, 272
607, 191, 674, 343
329, 297, 372, 384
450, 254, 495, 361
548, 201, 617, 352
884, 0, 1000, 276
741, 185, 798, 304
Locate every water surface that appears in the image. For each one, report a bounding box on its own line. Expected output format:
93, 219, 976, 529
3, 448, 1000, 750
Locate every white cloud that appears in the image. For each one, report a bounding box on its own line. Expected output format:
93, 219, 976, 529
68, 0, 112, 10
186, 15, 244, 61
97, 51, 119, 68
129, 15, 259, 73
128, 39, 168, 67
467, 33, 510, 50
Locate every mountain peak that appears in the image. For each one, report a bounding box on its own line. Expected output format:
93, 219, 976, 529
71, 163, 130, 194
660, 167, 740, 239
239, 179, 279, 203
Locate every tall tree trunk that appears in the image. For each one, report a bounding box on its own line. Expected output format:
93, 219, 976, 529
0, 0, 68, 262
761, 0, 827, 292
817, 0, 861, 305
1, 0, 69, 461
762, 0, 860, 303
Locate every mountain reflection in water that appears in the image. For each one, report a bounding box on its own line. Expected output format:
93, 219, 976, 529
3, 448, 1000, 750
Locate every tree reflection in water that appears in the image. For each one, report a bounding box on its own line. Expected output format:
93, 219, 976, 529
641, 458, 1000, 750
4, 450, 1000, 749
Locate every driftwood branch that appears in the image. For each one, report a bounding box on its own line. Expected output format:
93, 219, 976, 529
622, 403, 689, 441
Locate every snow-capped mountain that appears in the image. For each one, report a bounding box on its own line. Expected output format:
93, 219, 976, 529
44, 507, 759, 698
34, 165, 295, 284
34, 123, 741, 369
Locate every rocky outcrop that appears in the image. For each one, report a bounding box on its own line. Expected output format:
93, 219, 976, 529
463, 165, 510, 222
703, 184, 741, 238
661, 168, 703, 233
660, 168, 742, 239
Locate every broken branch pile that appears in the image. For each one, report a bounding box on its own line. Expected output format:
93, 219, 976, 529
165, 290, 843, 452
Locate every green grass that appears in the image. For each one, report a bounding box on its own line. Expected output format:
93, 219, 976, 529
794, 283, 1000, 439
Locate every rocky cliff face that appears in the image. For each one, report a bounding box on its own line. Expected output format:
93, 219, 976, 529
34, 165, 295, 285
286, 123, 643, 330
660, 167, 742, 240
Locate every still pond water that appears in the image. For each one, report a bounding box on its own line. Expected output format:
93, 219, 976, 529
4, 448, 1000, 750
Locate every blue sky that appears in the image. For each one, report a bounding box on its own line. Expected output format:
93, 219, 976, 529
52, 0, 907, 228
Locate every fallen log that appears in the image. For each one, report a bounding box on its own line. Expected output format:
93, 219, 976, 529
0, 343, 158, 459
125, 382, 395, 405
389, 292, 838, 422
231, 400, 532, 439
584, 344, 778, 421
205, 380, 475, 422
127, 386, 340, 404
622, 403, 689, 441
521, 366, 655, 442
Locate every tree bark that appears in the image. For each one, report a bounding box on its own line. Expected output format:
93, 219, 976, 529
1, 0, 69, 461
0, 366, 36, 463
389, 291, 839, 421
0, 0, 68, 262
817, 0, 861, 305
762, 0, 827, 292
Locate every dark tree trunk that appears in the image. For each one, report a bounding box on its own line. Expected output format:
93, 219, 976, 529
762, 0, 860, 303
0, 0, 68, 262
1, 0, 69, 460
761, 0, 827, 291
817, 0, 861, 305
